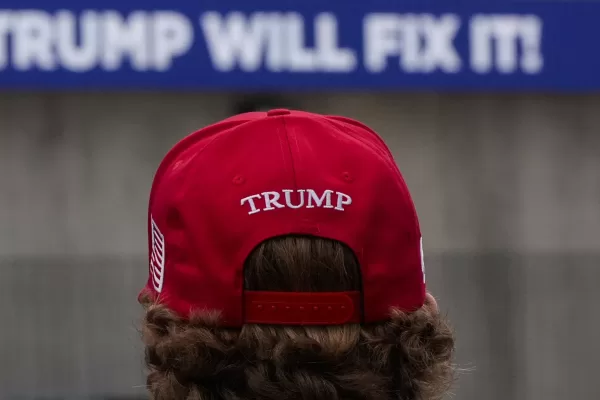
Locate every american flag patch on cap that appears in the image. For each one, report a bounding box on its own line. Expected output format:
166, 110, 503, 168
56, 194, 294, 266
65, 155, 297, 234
150, 217, 165, 292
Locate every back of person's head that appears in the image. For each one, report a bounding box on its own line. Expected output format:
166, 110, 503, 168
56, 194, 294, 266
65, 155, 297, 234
139, 110, 456, 400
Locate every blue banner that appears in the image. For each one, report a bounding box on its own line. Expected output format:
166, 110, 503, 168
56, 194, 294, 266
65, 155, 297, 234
0, 1, 598, 91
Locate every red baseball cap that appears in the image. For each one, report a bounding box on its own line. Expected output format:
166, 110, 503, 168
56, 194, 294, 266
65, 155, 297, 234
139, 109, 425, 327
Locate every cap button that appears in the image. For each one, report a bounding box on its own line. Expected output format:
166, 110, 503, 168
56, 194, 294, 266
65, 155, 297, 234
266, 108, 291, 117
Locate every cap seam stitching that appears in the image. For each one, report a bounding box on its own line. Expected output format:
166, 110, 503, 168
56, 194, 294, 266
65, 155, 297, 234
280, 116, 298, 191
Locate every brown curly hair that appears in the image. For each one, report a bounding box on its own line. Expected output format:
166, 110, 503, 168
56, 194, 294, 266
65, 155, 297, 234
141, 236, 455, 400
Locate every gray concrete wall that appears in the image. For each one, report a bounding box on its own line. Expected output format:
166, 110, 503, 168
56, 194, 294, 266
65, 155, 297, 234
0, 93, 599, 399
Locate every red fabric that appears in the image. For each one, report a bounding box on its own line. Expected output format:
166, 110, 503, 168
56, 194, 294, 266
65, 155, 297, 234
140, 109, 425, 327
244, 291, 361, 325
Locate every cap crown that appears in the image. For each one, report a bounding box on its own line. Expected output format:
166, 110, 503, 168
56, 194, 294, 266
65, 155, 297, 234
142, 110, 425, 326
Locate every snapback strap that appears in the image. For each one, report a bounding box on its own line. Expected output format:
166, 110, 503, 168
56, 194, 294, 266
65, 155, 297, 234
244, 291, 361, 325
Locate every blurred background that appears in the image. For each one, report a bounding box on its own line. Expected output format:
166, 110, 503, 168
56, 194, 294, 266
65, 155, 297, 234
1, 1, 599, 400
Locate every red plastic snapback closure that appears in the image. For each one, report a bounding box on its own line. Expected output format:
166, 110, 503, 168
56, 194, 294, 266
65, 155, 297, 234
244, 291, 361, 325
